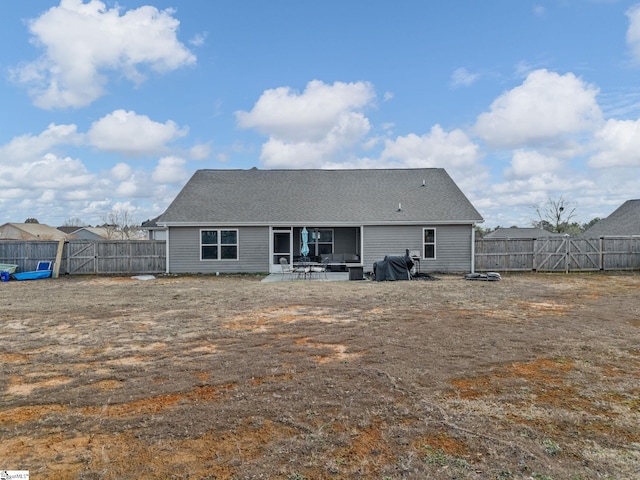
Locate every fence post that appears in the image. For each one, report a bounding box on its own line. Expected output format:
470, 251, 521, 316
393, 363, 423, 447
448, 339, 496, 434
53, 240, 64, 278
565, 234, 570, 274
599, 236, 604, 270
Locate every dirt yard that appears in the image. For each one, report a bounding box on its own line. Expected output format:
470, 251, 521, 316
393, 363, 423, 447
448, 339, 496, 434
1, 273, 638, 479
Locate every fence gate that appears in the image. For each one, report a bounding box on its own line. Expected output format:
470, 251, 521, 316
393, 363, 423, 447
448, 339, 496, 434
533, 237, 601, 272
65, 241, 97, 274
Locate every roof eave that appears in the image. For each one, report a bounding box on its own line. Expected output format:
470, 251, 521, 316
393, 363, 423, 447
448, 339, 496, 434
161, 219, 482, 227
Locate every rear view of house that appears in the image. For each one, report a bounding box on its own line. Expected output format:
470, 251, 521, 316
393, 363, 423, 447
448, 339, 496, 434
157, 168, 484, 275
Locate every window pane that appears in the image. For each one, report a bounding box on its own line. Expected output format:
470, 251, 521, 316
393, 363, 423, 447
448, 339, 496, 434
318, 230, 333, 242
424, 244, 435, 258
202, 230, 217, 245
273, 232, 291, 254
202, 245, 218, 259
424, 229, 435, 243
318, 244, 332, 255
221, 230, 237, 244
221, 245, 237, 259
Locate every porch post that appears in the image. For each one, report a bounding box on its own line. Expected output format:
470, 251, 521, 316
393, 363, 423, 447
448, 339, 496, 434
470, 225, 476, 273
165, 226, 170, 274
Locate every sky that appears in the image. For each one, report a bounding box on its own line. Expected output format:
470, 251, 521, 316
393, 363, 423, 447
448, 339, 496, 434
2, 0, 640, 229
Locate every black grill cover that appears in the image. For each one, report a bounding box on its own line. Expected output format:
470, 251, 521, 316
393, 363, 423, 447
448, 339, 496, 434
373, 253, 414, 281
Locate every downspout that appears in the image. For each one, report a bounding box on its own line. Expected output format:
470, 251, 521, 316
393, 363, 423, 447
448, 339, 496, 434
470, 225, 476, 274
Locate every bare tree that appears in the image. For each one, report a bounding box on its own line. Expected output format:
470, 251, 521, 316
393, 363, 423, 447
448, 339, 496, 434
63, 217, 86, 227
101, 208, 141, 239
531, 196, 577, 233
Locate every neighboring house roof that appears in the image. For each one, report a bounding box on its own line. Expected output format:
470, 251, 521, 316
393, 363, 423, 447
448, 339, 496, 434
68, 227, 111, 240
159, 168, 483, 226
141, 215, 164, 230
57, 226, 80, 235
484, 228, 564, 239
0, 223, 68, 240
583, 199, 640, 237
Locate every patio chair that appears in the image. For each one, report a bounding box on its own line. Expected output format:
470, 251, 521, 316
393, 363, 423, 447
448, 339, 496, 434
279, 257, 295, 280
297, 256, 312, 280
310, 256, 329, 280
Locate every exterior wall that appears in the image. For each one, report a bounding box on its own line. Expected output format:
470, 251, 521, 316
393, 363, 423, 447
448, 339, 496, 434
71, 231, 103, 240
168, 224, 472, 274
167, 226, 270, 274
362, 224, 473, 273
147, 229, 166, 241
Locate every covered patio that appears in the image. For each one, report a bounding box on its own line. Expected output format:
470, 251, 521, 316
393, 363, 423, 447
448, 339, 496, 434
261, 271, 352, 282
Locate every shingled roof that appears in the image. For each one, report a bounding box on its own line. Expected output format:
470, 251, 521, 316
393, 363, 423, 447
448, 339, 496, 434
159, 168, 483, 226
583, 199, 640, 237
0, 222, 69, 240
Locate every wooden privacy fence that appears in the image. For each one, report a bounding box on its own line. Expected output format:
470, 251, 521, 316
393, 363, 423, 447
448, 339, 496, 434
0, 240, 166, 275
3, 237, 640, 276
475, 236, 640, 272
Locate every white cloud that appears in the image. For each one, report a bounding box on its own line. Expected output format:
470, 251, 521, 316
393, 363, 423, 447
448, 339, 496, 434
533, 5, 546, 17
190, 143, 211, 160
236, 80, 375, 142
260, 112, 371, 168
380, 125, 480, 169
0, 123, 80, 164
111, 162, 133, 181
12, 0, 196, 109
237, 80, 375, 167
115, 179, 141, 198
626, 4, 640, 65
152, 156, 189, 183
492, 173, 594, 196
505, 149, 561, 179
589, 118, 640, 167
189, 32, 208, 47
450, 67, 480, 88
0, 153, 94, 191
87, 110, 188, 156
0, 118, 190, 225
474, 69, 602, 148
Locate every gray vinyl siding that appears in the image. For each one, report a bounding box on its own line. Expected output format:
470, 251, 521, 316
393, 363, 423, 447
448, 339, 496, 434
168, 226, 269, 274
362, 224, 473, 273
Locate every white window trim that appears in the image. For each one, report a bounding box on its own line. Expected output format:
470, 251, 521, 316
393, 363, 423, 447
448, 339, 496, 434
200, 228, 239, 261
423, 227, 436, 260
312, 228, 334, 256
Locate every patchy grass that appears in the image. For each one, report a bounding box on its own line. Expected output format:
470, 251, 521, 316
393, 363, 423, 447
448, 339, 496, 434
1, 273, 639, 478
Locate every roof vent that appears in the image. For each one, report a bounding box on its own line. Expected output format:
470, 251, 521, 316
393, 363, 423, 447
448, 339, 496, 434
422, 179, 426, 187
397, 202, 402, 212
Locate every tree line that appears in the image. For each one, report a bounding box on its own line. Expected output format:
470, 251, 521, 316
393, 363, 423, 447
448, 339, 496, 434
21, 208, 147, 240
476, 196, 601, 238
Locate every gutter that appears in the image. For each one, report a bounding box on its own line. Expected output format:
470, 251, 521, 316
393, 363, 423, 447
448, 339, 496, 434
159, 220, 484, 227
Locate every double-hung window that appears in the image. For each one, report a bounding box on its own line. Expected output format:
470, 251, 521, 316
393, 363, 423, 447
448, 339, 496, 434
312, 229, 334, 256
201, 229, 238, 260
423, 228, 436, 259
